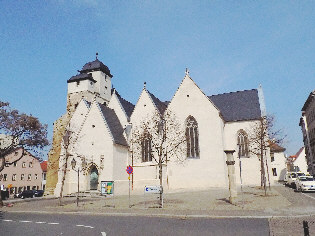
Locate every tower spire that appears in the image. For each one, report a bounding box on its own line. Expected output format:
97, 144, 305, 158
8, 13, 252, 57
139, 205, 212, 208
96, 52, 98, 60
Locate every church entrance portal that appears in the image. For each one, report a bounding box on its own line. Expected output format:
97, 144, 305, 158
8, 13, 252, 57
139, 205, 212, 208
89, 166, 99, 190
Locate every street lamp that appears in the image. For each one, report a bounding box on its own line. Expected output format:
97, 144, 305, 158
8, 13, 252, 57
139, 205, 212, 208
71, 158, 87, 207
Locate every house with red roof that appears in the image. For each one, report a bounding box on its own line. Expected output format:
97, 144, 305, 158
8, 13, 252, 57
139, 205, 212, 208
287, 147, 308, 174
40, 161, 47, 191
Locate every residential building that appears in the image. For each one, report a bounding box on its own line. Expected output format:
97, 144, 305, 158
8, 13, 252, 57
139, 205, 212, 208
0, 148, 43, 196
300, 90, 315, 175
287, 147, 308, 174
48, 57, 275, 197
269, 142, 286, 181
41, 160, 47, 191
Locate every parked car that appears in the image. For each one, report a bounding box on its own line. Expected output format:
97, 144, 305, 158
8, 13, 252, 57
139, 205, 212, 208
34, 190, 44, 197
17, 190, 35, 199
286, 172, 305, 188
296, 176, 315, 192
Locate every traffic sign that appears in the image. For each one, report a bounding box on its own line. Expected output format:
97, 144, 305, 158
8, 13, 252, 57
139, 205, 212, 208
126, 165, 133, 174
144, 185, 162, 194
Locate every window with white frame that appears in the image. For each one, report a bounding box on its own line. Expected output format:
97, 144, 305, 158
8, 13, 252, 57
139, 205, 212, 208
28, 174, 32, 181
29, 162, 33, 168
35, 174, 38, 180
186, 116, 200, 158
22, 162, 26, 168
12, 174, 16, 181
237, 130, 249, 158
21, 174, 25, 180
3, 174, 7, 181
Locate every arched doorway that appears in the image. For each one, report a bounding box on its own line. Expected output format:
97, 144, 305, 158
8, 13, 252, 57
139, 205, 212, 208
89, 166, 99, 190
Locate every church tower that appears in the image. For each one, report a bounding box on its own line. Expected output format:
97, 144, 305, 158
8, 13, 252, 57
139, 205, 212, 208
67, 53, 113, 114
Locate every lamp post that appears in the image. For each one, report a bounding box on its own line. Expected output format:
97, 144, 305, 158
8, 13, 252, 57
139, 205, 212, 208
71, 158, 87, 207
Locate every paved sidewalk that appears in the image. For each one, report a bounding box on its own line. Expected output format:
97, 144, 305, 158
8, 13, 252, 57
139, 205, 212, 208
2, 185, 315, 235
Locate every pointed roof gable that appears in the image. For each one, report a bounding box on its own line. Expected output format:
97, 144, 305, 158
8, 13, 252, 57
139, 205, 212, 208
97, 103, 128, 146
209, 89, 261, 122
147, 90, 167, 115
114, 90, 135, 118
167, 74, 221, 114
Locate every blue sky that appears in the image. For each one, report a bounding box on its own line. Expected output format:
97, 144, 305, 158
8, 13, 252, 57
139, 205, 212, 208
1, 1, 314, 157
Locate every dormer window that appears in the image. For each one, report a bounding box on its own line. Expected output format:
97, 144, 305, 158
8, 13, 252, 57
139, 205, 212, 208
76, 81, 80, 86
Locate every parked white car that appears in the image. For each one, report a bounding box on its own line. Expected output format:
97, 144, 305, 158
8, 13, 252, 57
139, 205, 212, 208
295, 176, 315, 192
286, 172, 305, 188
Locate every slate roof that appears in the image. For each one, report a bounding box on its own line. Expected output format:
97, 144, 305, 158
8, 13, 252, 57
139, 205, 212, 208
209, 89, 261, 122
80, 59, 113, 77
114, 90, 135, 118
147, 90, 167, 115
67, 73, 96, 83
98, 103, 128, 146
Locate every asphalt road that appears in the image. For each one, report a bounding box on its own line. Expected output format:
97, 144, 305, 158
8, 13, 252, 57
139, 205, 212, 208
0, 212, 270, 236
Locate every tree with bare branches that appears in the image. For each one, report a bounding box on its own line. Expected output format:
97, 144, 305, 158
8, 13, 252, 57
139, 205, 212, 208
248, 115, 285, 195
131, 110, 186, 207
0, 101, 49, 206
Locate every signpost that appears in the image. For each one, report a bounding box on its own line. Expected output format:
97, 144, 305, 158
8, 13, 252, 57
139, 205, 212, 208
126, 165, 133, 208
144, 185, 163, 208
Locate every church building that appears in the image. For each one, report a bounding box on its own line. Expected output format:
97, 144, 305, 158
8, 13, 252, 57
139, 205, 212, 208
47, 56, 278, 196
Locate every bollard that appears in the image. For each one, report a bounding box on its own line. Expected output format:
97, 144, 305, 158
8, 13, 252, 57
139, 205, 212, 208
303, 220, 310, 236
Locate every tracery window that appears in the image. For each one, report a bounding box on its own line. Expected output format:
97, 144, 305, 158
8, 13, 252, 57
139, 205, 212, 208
237, 130, 249, 158
141, 133, 152, 162
186, 116, 200, 158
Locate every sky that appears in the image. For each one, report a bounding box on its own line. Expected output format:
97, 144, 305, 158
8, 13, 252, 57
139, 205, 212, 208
1, 1, 314, 158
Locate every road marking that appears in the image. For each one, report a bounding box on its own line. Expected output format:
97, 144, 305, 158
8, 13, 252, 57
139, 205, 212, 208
48, 222, 59, 225
101, 232, 106, 236
76, 225, 85, 227
302, 193, 315, 200
35, 222, 46, 224
20, 220, 32, 223
84, 226, 94, 228
3, 220, 14, 222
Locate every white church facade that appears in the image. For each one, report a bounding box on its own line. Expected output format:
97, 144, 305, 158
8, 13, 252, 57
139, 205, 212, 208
52, 57, 278, 196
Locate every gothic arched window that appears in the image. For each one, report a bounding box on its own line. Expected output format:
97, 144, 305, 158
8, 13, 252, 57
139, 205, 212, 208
141, 133, 152, 162
237, 130, 249, 158
186, 116, 200, 158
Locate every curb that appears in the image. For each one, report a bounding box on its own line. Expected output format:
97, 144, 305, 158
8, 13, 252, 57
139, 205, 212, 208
3, 209, 315, 220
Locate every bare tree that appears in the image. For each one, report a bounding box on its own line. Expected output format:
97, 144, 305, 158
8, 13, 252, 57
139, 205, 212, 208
131, 110, 186, 207
248, 115, 285, 195
0, 101, 49, 206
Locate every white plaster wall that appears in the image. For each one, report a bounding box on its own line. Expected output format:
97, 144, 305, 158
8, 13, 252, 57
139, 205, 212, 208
112, 144, 129, 194
294, 148, 308, 173
223, 120, 274, 186
90, 71, 112, 102
166, 76, 227, 189
270, 152, 287, 181
68, 79, 95, 94
129, 89, 168, 191
55, 102, 116, 195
